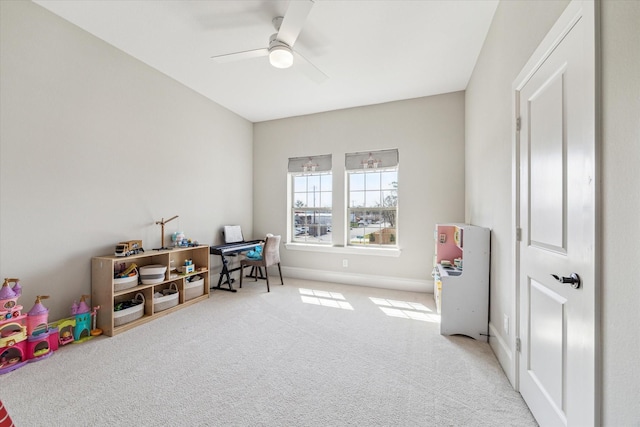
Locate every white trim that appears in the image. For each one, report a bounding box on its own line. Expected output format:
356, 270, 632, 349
285, 242, 401, 257
488, 321, 515, 387
511, 54, 522, 393
281, 266, 431, 293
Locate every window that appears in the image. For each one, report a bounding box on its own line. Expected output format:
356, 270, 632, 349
346, 150, 399, 247
288, 155, 332, 244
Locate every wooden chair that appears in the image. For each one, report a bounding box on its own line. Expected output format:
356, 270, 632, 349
239, 235, 283, 292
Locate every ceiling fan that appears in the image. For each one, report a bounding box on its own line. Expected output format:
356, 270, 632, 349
210, 0, 327, 83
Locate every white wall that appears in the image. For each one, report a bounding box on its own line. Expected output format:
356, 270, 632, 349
465, 0, 570, 384
0, 1, 253, 321
467, 0, 640, 424
601, 0, 640, 424
253, 93, 465, 290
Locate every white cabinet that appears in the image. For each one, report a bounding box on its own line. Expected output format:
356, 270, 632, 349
433, 224, 490, 341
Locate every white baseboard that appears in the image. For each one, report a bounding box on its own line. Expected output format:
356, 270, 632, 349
281, 266, 432, 293
488, 321, 515, 388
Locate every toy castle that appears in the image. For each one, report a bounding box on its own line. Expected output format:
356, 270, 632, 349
1, 278, 101, 375
0, 278, 59, 374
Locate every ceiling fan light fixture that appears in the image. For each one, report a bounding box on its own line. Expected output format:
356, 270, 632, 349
269, 45, 293, 69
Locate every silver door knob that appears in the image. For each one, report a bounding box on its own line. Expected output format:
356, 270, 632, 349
551, 273, 581, 289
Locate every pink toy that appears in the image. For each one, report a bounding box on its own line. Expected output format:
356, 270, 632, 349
0, 278, 28, 373
25, 295, 57, 361
0, 278, 23, 322
26, 295, 49, 336
1, 279, 58, 374
1, 279, 103, 375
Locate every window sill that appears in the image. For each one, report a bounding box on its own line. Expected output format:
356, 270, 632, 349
285, 243, 401, 257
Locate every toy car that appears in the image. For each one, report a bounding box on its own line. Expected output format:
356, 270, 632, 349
115, 240, 144, 257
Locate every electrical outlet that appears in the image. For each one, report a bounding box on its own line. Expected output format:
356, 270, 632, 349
503, 314, 509, 336
342, 259, 348, 268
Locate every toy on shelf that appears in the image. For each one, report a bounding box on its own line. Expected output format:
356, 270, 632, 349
172, 231, 200, 248
115, 263, 138, 278
115, 240, 144, 257
154, 215, 179, 250
172, 231, 185, 247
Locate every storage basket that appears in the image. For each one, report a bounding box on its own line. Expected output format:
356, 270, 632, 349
113, 269, 139, 292
153, 283, 179, 312
114, 293, 145, 327
139, 264, 167, 285
184, 276, 204, 301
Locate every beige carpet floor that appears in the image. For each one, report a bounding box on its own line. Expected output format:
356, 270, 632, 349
2, 277, 537, 426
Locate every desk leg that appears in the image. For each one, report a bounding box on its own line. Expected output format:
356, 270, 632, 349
212, 255, 237, 292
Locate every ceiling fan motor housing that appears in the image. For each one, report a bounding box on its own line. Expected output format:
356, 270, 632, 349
211, 2, 327, 81
268, 33, 293, 68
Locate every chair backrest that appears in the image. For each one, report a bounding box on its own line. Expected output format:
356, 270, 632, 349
263, 235, 281, 266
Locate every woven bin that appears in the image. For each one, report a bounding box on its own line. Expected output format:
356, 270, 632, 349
114, 269, 138, 292
184, 276, 204, 301
154, 283, 179, 313
114, 293, 145, 327
139, 264, 167, 285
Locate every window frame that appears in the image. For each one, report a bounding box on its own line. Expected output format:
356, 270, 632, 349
346, 166, 399, 248
289, 171, 333, 245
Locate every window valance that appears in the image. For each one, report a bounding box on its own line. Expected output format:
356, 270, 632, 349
288, 154, 332, 173
345, 149, 399, 171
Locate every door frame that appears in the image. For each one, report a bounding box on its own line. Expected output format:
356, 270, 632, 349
511, 0, 602, 422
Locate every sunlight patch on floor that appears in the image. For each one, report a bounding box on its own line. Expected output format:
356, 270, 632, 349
299, 288, 354, 310
370, 297, 440, 323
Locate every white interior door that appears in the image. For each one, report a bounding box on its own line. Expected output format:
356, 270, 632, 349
514, 1, 599, 426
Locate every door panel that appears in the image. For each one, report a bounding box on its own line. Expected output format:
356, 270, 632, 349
515, 1, 598, 426
520, 43, 573, 427
529, 70, 566, 253
529, 279, 566, 412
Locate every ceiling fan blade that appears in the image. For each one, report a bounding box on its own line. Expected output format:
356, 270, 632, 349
211, 48, 268, 63
293, 50, 328, 84
277, 0, 314, 47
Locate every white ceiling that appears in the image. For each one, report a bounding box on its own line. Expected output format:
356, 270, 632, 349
33, 0, 498, 123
